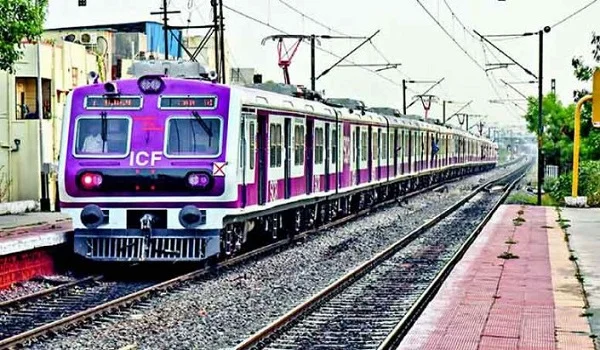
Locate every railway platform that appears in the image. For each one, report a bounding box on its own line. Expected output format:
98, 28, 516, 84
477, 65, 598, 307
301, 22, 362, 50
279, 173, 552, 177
397, 204, 596, 350
0, 212, 72, 289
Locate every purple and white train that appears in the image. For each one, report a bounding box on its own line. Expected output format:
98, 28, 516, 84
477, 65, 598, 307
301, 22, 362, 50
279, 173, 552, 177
58, 63, 497, 262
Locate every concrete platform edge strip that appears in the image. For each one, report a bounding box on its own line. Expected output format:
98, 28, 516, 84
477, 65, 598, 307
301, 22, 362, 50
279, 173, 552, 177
549, 208, 596, 350
0, 230, 69, 257
0, 200, 39, 216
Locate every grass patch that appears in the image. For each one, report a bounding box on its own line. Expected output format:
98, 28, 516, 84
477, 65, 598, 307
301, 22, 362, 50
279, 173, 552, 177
505, 239, 518, 244
570, 255, 579, 261
517, 209, 525, 215
541, 225, 554, 229
580, 312, 594, 317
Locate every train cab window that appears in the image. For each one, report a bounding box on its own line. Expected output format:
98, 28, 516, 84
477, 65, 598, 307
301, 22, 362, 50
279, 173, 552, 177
315, 127, 324, 164
74, 117, 130, 157
166, 117, 221, 157
269, 123, 282, 167
294, 124, 305, 166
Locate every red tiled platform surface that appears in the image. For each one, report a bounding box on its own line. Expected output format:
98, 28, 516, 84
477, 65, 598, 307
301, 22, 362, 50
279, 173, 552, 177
397, 205, 594, 350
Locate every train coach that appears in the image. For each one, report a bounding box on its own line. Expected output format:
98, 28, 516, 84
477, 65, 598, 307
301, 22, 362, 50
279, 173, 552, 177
58, 61, 497, 263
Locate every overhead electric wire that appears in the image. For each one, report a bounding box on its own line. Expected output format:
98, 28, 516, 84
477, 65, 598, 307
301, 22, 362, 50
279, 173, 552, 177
222, 4, 408, 89
414, 0, 485, 71
275, 0, 415, 87
551, 0, 599, 29
277, 0, 348, 36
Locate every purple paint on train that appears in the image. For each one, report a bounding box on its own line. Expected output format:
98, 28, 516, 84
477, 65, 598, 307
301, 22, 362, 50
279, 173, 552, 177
63, 79, 231, 198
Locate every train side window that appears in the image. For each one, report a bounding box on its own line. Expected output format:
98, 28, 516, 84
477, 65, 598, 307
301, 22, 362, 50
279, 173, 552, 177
372, 131, 378, 160
269, 123, 282, 168
360, 131, 368, 161
382, 132, 388, 160
331, 128, 338, 164
249, 122, 255, 169
294, 124, 305, 166
315, 127, 324, 164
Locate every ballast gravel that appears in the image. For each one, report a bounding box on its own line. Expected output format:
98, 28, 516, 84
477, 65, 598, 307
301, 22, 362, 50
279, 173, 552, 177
29, 163, 523, 350
0, 275, 78, 303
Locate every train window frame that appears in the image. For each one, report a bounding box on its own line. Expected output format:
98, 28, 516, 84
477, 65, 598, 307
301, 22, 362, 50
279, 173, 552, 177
360, 130, 368, 162
294, 123, 305, 166
331, 127, 338, 165
163, 115, 224, 159
315, 126, 324, 165
381, 132, 388, 160
72, 115, 133, 159
249, 121, 256, 170
269, 123, 283, 168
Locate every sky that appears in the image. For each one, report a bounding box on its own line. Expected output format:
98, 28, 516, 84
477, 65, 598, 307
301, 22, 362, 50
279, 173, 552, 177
44, 0, 600, 131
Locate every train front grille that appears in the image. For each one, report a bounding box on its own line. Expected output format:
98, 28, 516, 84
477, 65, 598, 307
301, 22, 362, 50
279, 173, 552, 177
85, 236, 205, 261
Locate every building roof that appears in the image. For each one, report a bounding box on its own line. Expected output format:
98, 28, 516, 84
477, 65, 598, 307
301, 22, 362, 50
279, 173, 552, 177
45, 21, 164, 33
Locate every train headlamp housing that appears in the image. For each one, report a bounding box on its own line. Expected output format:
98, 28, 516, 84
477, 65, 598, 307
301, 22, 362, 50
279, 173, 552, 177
186, 171, 213, 190
79, 172, 103, 190
137, 75, 165, 94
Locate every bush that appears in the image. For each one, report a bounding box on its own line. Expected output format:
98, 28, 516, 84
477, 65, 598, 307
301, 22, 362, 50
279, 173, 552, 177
546, 160, 600, 206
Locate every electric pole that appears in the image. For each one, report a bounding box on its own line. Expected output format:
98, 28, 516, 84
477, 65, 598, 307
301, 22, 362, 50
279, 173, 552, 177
151, 0, 181, 60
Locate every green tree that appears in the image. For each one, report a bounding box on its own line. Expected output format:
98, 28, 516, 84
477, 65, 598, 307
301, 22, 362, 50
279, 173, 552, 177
523, 33, 600, 169
0, 0, 48, 74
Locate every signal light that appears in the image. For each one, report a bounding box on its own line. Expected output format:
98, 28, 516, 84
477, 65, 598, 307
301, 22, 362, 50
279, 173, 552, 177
138, 75, 165, 94
80, 172, 103, 189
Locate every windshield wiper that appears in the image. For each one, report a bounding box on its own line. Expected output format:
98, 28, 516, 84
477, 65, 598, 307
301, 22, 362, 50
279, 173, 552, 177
191, 111, 213, 138
100, 111, 107, 144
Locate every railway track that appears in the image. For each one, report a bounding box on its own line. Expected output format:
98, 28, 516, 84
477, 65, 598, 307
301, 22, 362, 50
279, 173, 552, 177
0, 160, 526, 349
234, 161, 531, 350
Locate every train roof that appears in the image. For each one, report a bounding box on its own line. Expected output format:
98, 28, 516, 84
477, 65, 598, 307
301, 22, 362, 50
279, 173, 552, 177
234, 82, 491, 143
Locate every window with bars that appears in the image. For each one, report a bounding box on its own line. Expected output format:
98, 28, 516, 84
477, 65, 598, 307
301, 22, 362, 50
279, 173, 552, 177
294, 124, 305, 166
315, 127, 324, 164
269, 123, 282, 167
360, 131, 368, 161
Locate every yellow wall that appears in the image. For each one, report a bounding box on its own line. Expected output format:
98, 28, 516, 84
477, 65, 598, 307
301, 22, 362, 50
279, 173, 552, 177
0, 41, 98, 206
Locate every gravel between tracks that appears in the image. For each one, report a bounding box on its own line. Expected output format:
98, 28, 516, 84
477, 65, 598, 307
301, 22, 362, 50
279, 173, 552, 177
29, 163, 523, 350
0, 275, 78, 303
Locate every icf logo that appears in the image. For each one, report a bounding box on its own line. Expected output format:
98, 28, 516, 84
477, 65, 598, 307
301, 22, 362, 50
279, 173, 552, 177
129, 151, 163, 167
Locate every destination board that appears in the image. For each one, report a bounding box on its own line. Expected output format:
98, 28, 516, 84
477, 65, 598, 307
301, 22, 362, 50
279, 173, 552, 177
85, 96, 142, 109
159, 96, 217, 109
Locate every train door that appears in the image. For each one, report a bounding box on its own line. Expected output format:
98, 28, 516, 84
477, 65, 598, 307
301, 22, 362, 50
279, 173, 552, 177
393, 128, 398, 177
400, 129, 405, 175
324, 123, 331, 192
354, 127, 361, 184
407, 130, 412, 174
257, 113, 268, 205
377, 128, 382, 179
284, 118, 292, 199
367, 126, 373, 182
305, 118, 314, 195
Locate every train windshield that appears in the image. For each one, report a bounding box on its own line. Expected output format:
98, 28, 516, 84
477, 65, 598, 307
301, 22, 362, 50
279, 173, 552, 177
74, 117, 130, 156
166, 117, 221, 157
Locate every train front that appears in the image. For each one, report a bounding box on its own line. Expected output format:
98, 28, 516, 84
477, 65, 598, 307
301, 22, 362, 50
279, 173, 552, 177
58, 75, 237, 262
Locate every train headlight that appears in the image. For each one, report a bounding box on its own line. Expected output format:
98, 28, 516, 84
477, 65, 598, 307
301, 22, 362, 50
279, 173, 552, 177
187, 172, 212, 190
137, 75, 165, 94
80, 172, 103, 190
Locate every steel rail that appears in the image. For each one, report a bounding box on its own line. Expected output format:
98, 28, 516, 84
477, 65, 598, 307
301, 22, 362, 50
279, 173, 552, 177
0, 160, 523, 349
377, 163, 530, 349
0, 275, 103, 310
234, 160, 531, 349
